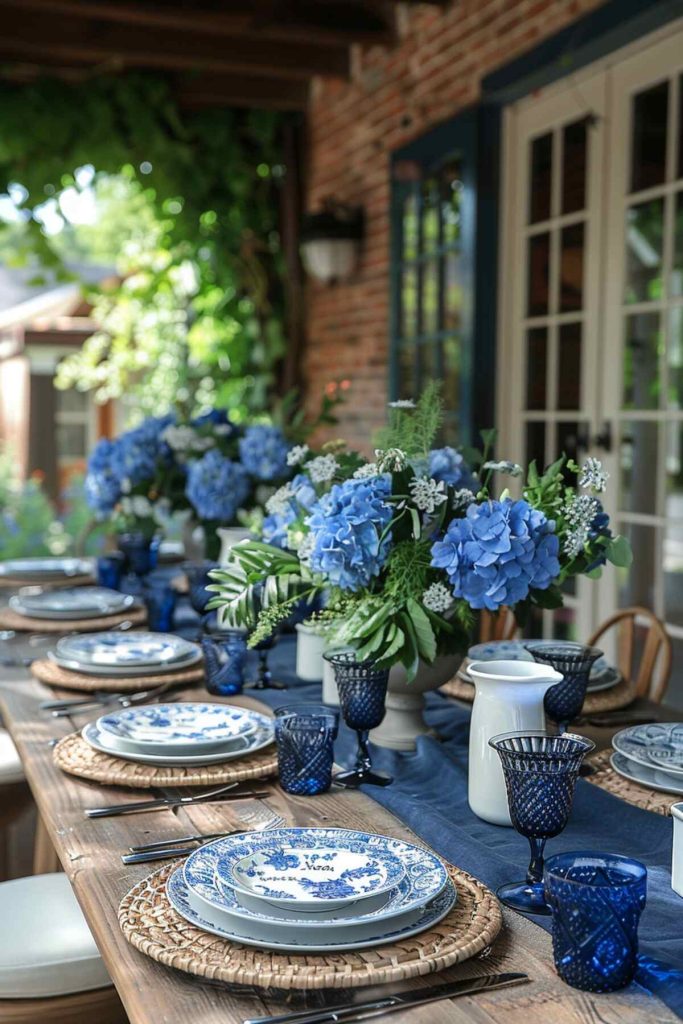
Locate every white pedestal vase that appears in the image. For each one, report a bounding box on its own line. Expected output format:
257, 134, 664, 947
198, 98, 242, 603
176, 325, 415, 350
369, 655, 460, 752
466, 659, 562, 827
295, 623, 326, 682
217, 527, 252, 565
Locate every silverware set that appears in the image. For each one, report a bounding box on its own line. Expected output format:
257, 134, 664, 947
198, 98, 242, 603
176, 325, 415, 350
40, 678, 186, 717
243, 972, 530, 1024
86, 782, 273, 819
122, 813, 285, 864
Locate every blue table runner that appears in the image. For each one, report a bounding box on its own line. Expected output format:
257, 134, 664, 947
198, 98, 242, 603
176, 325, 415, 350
245, 637, 683, 1017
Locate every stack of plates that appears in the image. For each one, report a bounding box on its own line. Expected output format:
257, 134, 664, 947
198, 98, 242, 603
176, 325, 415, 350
48, 631, 202, 677
0, 557, 92, 582
166, 826, 456, 952
10, 587, 136, 621
82, 702, 274, 767
610, 723, 683, 796
461, 640, 621, 693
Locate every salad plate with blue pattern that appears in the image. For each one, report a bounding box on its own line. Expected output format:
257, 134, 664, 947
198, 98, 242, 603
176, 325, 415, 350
169, 864, 454, 950
56, 631, 198, 668
610, 750, 683, 796
81, 716, 274, 766
612, 722, 683, 774
185, 829, 449, 927
97, 702, 259, 755
462, 641, 619, 692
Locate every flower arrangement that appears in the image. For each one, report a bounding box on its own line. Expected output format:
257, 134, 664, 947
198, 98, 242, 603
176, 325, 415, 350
208, 383, 631, 678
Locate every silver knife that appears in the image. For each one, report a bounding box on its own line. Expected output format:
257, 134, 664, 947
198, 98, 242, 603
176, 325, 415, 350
85, 783, 268, 818
244, 973, 529, 1024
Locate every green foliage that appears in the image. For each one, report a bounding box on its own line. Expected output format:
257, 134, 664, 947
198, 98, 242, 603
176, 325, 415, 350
0, 75, 288, 416
374, 382, 443, 456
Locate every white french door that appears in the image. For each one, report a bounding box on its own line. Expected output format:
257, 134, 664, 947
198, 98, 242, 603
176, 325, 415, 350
499, 19, 683, 686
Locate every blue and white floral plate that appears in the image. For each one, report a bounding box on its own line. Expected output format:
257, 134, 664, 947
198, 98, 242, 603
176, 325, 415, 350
463, 641, 618, 692
0, 557, 92, 579
224, 840, 405, 911
610, 750, 683, 796
186, 829, 448, 927
612, 723, 683, 774
97, 702, 259, 755
10, 587, 135, 621
55, 632, 200, 671
81, 716, 274, 767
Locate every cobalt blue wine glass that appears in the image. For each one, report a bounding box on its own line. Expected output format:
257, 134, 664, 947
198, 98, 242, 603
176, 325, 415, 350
143, 572, 177, 632
201, 630, 247, 696
525, 642, 603, 733
489, 731, 595, 914
323, 650, 392, 788
544, 852, 647, 991
117, 531, 160, 594
275, 704, 339, 796
96, 552, 125, 591
184, 561, 219, 616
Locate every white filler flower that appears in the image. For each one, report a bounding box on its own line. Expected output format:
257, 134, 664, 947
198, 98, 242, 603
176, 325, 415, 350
287, 444, 309, 467
307, 454, 339, 483
422, 582, 454, 613
409, 475, 448, 513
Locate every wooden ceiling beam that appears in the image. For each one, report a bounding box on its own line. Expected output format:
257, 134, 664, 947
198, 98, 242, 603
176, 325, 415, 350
0, 0, 395, 49
0, 5, 350, 80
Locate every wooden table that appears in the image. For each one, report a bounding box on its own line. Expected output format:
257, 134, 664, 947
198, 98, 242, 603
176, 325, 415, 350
0, 660, 678, 1024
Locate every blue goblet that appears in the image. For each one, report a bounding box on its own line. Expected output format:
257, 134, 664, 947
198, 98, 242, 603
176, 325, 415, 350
184, 561, 219, 616
117, 532, 160, 594
489, 731, 595, 914
201, 630, 247, 696
96, 552, 125, 591
544, 852, 647, 991
323, 650, 392, 788
525, 642, 603, 733
143, 572, 177, 632
275, 704, 339, 796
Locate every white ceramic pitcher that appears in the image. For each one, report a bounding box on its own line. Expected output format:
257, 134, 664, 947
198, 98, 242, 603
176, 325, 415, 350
467, 659, 563, 826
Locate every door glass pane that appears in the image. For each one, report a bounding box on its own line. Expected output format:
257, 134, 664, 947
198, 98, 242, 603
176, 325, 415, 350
559, 222, 584, 312
422, 260, 439, 334
421, 340, 442, 382
441, 164, 462, 247
665, 421, 683, 506
398, 344, 415, 396
422, 181, 439, 252
57, 389, 88, 414
625, 198, 664, 303
672, 190, 683, 298
527, 232, 550, 316
562, 118, 587, 214
557, 322, 582, 410
619, 522, 656, 608
526, 421, 546, 470
403, 192, 418, 260
622, 312, 661, 409
526, 327, 547, 410
401, 268, 418, 338
669, 307, 683, 410
556, 420, 581, 468
664, 529, 683, 627
529, 132, 553, 224
444, 252, 461, 330
620, 420, 658, 515
630, 80, 669, 193
443, 335, 460, 412
56, 423, 87, 458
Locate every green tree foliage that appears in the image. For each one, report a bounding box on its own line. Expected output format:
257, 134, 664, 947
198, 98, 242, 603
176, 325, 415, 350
0, 75, 287, 417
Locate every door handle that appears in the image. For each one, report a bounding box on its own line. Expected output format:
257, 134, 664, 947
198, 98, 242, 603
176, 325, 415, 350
592, 421, 613, 453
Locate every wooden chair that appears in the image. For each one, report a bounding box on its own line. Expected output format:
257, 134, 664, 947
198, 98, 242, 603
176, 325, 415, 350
479, 607, 518, 643
588, 606, 672, 703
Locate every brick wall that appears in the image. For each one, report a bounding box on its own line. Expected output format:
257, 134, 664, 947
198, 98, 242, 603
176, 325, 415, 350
302, 0, 606, 452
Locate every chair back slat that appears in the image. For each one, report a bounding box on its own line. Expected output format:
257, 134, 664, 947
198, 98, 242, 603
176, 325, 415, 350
479, 607, 518, 643
588, 606, 672, 703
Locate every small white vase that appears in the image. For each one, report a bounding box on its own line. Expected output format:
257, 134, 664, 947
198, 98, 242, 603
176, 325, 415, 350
217, 527, 252, 565
672, 802, 683, 898
466, 660, 563, 826
369, 655, 460, 752
295, 623, 326, 682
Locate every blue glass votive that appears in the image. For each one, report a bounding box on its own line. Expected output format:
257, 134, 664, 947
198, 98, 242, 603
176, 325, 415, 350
201, 630, 248, 696
96, 552, 125, 591
275, 704, 339, 796
184, 561, 219, 615
143, 573, 177, 632
117, 531, 160, 578
544, 852, 647, 992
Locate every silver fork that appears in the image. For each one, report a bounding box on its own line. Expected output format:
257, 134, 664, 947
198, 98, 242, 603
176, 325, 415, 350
121, 813, 284, 864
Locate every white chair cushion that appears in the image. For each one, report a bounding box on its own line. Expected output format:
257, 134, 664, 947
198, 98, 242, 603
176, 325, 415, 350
0, 728, 24, 784
0, 874, 112, 997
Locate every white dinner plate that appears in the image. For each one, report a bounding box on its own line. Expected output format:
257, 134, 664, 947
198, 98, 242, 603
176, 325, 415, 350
168, 864, 456, 953
0, 557, 92, 579
48, 648, 202, 677
9, 588, 135, 620
610, 751, 683, 796
97, 702, 259, 755
81, 718, 274, 766
56, 631, 197, 668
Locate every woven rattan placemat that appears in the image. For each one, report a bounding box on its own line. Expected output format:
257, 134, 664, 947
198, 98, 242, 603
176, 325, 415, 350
0, 604, 147, 633
53, 730, 278, 788
0, 574, 94, 590
584, 749, 675, 816
118, 860, 501, 991
440, 673, 637, 715
31, 657, 204, 693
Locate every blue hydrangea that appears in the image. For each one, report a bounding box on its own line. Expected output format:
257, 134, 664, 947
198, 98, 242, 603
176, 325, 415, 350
305, 476, 393, 591
431, 499, 560, 611
238, 425, 291, 481
185, 448, 250, 522
84, 438, 121, 516
262, 474, 317, 549
429, 447, 477, 491
585, 502, 613, 573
